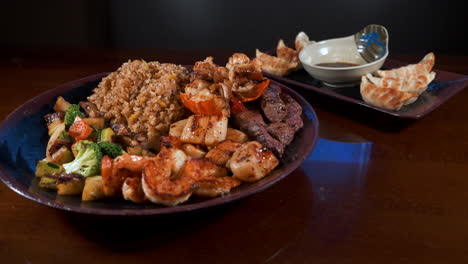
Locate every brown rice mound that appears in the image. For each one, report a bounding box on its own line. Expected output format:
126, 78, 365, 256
88, 60, 190, 147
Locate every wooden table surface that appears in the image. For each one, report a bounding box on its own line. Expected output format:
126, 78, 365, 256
1, 49, 468, 263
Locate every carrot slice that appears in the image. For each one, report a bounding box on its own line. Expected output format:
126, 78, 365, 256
68, 116, 93, 141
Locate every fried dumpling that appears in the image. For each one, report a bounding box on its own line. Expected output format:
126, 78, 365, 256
366, 71, 436, 95
256, 35, 304, 76
255, 49, 295, 76
276, 39, 299, 67
295, 31, 312, 53
376, 52, 435, 78
360, 75, 418, 111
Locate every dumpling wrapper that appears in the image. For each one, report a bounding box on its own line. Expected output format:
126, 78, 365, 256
360, 75, 419, 111
276, 39, 299, 67
255, 49, 295, 76
256, 36, 304, 76
366, 71, 436, 95
377, 52, 435, 78
295, 31, 312, 53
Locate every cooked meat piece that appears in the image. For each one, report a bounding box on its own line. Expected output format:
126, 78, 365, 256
180, 115, 228, 146
190, 72, 206, 82
191, 57, 217, 81
261, 83, 287, 122
134, 132, 160, 150
47, 139, 72, 156
79, 101, 102, 118
112, 134, 139, 148
183, 158, 238, 198
266, 122, 295, 145
44, 112, 64, 126
225, 128, 249, 143
190, 67, 228, 83
229, 141, 279, 182
122, 177, 147, 203
56, 173, 84, 184
111, 123, 160, 152
233, 110, 285, 157
182, 144, 206, 159
190, 57, 228, 83
111, 123, 131, 135
160, 136, 183, 149
281, 93, 303, 132
169, 119, 188, 137
205, 140, 242, 166
134, 132, 148, 143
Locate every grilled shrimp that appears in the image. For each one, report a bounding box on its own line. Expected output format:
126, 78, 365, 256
182, 144, 206, 158
160, 135, 183, 149
228, 141, 279, 182
101, 154, 150, 197
205, 140, 242, 166
122, 177, 147, 203
184, 158, 241, 197
142, 147, 195, 206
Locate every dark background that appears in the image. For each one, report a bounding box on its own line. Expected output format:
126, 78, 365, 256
1, 0, 467, 55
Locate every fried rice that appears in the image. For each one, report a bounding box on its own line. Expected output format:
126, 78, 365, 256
88, 60, 190, 148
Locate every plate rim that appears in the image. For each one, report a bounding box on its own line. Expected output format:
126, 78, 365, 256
0, 72, 319, 215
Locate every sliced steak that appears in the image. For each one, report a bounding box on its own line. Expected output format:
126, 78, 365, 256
233, 110, 285, 157
266, 122, 296, 145
79, 101, 102, 118
281, 93, 303, 132
261, 83, 287, 123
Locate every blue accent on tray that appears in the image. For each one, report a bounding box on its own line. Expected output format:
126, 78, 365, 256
427, 77, 468, 93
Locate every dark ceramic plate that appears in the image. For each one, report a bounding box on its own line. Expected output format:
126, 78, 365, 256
265, 49, 468, 119
0, 72, 319, 215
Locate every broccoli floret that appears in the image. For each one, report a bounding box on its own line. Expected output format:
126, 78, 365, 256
63, 140, 102, 177
99, 141, 124, 158
64, 104, 84, 126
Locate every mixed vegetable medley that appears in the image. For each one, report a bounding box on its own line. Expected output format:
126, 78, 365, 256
36, 97, 125, 200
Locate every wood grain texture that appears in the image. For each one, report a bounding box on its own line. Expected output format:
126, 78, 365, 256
1, 49, 468, 263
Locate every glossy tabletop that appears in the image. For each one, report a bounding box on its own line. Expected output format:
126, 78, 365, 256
1, 49, 468, 263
